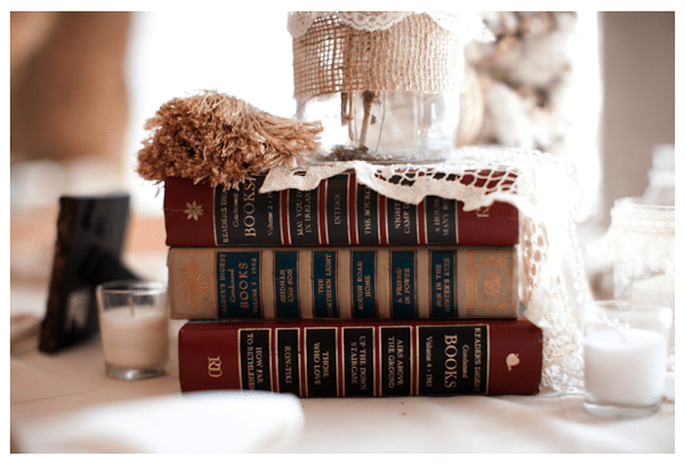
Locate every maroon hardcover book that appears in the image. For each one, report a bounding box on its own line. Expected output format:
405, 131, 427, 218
164, 172, 519, 247
178, 318, 542, 397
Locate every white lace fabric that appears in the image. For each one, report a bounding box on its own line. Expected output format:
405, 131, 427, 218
288, 11, 494, 42
261, 146, 589, 394
288, 12, 408, 36
289, 11, 489, 100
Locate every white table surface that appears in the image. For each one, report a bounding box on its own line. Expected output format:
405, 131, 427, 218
10, 254, 676, 454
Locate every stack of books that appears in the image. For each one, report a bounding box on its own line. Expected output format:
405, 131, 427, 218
165, 170, 543, 397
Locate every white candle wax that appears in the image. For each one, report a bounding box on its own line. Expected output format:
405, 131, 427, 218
584, 328, 666, 406
100, 306, 169, 369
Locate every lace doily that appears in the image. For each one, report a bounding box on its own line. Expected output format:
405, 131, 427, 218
261, 146, 589, 393
288, 11, 494, 42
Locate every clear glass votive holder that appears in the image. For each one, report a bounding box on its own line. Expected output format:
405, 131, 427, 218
96, 280, 170, 381
582, 300, 671, 419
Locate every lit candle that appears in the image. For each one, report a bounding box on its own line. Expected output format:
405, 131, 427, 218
100, 306, 169, 369
584, 328, 666, 406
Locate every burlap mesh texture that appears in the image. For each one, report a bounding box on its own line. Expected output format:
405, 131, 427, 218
292, 13, 465, 101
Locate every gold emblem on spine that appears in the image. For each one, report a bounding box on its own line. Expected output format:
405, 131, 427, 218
483, 271, 501, 298
475, 255, 511, 313
506, 353, 520, 371
184, 201, 204, 220
178, 258, 210, 310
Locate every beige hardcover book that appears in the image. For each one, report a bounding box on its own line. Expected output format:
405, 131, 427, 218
167, 246, 518, 320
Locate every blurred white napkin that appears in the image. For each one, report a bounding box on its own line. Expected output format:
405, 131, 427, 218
16, 390, 304, 453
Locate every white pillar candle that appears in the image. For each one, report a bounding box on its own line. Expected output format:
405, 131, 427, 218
584, 328, 666, 406
100, 306, 169, 369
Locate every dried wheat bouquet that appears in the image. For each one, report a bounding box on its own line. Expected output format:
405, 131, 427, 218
136, 90, 322, 188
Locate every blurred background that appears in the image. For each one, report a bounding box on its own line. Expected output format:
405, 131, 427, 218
9, 10, 676, 296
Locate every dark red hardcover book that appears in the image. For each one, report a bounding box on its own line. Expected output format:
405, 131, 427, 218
164, 173, 519, 247
178, 318, 542, 397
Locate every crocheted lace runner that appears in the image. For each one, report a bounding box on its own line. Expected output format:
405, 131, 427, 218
261, 146, 589, 393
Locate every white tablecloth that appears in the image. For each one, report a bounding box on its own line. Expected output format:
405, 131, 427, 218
11, 302, 675, 454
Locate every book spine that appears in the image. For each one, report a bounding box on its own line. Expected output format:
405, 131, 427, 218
163, 175, 519, 247
167, 246, 518, 320
177, 318, 542, 396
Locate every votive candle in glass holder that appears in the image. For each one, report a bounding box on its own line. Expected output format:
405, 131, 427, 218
582, 300, 671, 419
96, 280, 170, 381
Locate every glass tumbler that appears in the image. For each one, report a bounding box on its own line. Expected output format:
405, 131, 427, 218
96, 280, 170, 381
582, 300, 671, 418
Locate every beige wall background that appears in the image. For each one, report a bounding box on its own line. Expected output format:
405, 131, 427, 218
600, 12, 675, 226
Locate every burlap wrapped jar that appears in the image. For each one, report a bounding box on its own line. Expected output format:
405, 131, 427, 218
289, 12, 491, 162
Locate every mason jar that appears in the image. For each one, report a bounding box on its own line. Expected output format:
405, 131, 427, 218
289, 12, 485, 162
607, 197, 675, 369
296, 90, 461, 162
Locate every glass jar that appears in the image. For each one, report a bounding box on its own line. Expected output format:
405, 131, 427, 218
296, 90, 461, 162
288, 12, 483, 163
607, 197, 675, 369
